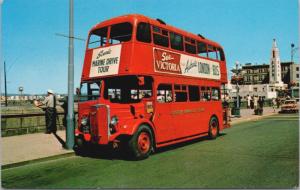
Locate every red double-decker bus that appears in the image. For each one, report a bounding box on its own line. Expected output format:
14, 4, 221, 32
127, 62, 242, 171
75, 14, 230, 159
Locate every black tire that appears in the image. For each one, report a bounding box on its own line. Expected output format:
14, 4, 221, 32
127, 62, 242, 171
128, 125, 154, 160
74, 136, 90, 156
208, 116, 219, 139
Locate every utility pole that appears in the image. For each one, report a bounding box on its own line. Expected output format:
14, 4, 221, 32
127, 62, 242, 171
4, 61, 7, 106
66, 0, 75, 149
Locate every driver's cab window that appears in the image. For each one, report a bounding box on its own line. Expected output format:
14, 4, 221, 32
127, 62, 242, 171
157, 84, 173, 103
79, 81, 101, 102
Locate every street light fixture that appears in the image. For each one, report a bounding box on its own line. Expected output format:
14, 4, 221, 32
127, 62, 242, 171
291, 43, 299, 63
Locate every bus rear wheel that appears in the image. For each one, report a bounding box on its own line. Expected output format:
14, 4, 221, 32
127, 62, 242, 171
208, 116, 219, 139
128, 125, 153, 160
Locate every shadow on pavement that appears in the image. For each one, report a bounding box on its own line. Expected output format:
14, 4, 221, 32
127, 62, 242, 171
53, 133, 66, 148
156, 133, 226, 155
74, 133, 227, 161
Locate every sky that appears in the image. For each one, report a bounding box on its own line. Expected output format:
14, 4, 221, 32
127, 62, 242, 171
1, 0, 299, 94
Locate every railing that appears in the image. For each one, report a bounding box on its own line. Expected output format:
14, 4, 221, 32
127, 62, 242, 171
1, 112, 78, 137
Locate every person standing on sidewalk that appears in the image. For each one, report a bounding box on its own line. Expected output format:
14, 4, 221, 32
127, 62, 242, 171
258, 96, 264, 115
253, 95, 258, 110
247, 95, 252, 109
272, 98, 277, 112
35, 89, 58, 134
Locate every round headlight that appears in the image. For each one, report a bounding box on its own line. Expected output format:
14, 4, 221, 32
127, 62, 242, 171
110, 116, 119, 126
81, 117, 88, 126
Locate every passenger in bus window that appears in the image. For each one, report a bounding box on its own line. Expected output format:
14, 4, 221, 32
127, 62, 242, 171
157, 90, 165, 102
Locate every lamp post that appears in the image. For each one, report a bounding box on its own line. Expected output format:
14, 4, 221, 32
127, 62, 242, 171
231, 61, 243, 117
66, 0, 74, 150
18, 86, 23, 103
290, 43, 298, 98
291, 43, 299, 64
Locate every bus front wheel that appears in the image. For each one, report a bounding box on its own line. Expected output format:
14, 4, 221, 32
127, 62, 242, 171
128, 125, 154, 160
208, 116, 219, 139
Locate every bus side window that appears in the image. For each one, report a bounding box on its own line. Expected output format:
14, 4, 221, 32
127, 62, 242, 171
170, 32, 183, 51
174, 84, 187, 102
157, 84, 173, 103
200, 87, 206, 101
188, 85, 200, 101
197, 41, 207, 57
185, 37, 196, 54
152, 26, 169, 47
201, 87, 211, 101
136, 22, 151, 43
208, 45, 217, 60
206, 87, 211, 101
212, 88, 220, 101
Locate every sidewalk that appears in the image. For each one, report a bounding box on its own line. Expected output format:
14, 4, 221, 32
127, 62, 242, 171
230, 107, 280, 124
1, 130, 73, 166
1, 107, 280, 166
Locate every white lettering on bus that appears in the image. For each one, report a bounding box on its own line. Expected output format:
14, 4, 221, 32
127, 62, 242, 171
161, 52, 174, 62
156, 60, 181, 72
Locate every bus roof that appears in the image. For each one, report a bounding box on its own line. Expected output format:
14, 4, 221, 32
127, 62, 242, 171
90, 14, 222, 48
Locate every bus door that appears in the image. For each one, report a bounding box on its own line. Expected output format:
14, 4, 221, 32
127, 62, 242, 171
152, 84, 175, 143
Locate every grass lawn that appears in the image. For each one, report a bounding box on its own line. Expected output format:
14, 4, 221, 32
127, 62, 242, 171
1, 114, 299, 188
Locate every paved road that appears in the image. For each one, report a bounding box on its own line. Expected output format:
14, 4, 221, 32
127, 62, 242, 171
2, 114, 299, 189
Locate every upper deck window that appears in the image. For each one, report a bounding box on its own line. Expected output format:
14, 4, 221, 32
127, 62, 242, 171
208, 45, 217, 60
110, 22, 133, 44
88, 27, 108, 49
197, 41, 207, 58
152, 26, 169, 47
185, 37, 196, 54
170, 32, 183, 51
136, 22, 151, 43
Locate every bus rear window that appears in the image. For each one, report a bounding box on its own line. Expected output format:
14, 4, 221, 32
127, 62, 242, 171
88, 27, 108, 49
110, 22, 133, 44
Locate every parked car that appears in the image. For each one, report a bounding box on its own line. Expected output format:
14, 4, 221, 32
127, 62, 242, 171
280, 100, 299, 113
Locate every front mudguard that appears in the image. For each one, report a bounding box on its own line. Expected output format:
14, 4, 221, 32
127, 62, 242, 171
108, 118, 156, 142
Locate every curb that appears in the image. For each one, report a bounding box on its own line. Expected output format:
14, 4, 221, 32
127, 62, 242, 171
2, 152, 75, 170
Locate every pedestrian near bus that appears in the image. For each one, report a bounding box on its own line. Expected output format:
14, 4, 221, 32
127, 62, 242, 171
258, 96, 264, 115
35, 90, 59, 134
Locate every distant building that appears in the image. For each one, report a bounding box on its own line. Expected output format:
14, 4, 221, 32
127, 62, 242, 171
228, 39, 300, 99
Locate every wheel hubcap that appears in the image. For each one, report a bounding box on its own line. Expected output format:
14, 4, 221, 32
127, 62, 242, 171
211, 120, 218, 136
138, 132, 150, 154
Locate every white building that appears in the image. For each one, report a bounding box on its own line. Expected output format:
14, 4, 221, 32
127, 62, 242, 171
227, 39, 287, 99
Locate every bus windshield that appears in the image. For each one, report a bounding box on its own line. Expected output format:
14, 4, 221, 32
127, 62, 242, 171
79, 81, 101, 102
88, 22, 133, 49
104, 75, 153, 103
